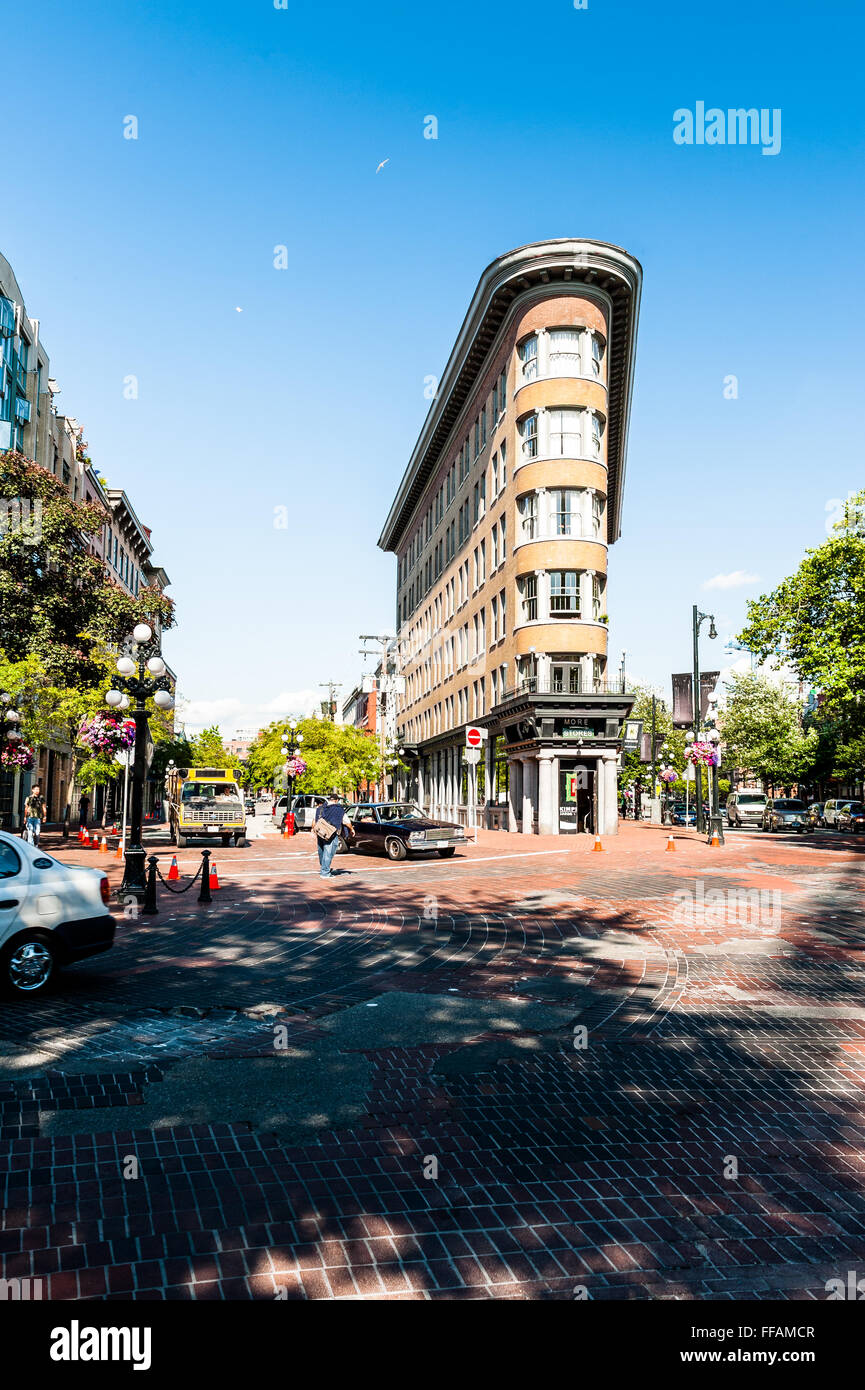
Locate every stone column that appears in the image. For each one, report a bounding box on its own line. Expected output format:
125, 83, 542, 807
594, 752, 605, 835
538, 751, 556, 836
508, 757, 523, 833
484, 737, 494, 829
522, 756, 536, 835
537, 327, 550, 378
604, 755, 619, 836
417, 759, 425, 812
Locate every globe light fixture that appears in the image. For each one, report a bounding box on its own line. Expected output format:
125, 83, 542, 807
116, 656, 136, 676
105, 689, 124, 707
133, 622, 153, 645
147, 656, 166, 676
153, 690, 175, 710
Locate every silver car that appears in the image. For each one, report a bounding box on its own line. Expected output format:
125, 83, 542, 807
726, 790, 767, 827
761, 798, 808, 833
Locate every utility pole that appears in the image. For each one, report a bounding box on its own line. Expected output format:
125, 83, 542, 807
650, 694, 657, 814
360, 632, 396, 799
318, 681, 342, 722
692, 604, 717, 835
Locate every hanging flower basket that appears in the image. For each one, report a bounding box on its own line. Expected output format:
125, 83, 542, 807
286, 756, 307, 779
659, 767, 678, 783
1, 743, 35, 772
78, 714, 137, 756
685, 740, 721, 768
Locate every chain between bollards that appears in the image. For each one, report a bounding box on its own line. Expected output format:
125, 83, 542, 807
135, 849, 215, 912
143, 855, 159, 915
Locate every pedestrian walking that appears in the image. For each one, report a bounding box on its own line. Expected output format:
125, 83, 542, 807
78, 792, 90, 829
313, 792, 355, 878
24, 783, 46, 847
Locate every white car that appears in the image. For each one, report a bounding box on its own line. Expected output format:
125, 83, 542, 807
0, 830, 116, 997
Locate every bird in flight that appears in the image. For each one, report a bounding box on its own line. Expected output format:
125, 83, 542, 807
376, 158, 389, 174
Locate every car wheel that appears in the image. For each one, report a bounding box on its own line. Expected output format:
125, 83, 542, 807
385, 837, 407, 861
437, 847, 456, 858
176, 833, 188, 848
234, 834, 247, 847
1, 933, 57, 997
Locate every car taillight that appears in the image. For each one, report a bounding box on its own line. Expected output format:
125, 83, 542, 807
100, 876, 110, 905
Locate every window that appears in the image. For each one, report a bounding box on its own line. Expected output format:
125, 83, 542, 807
491, 668, 498, 705
518, 655, 538, 691
500, 439, 506, 488
518, 493, 537, 540
550, 658, 583, 694
591, 412, 604, 459
519, 414, 538, 459
491, 451, 499, 497
479, 538, 486, 584
521, 574, 537, 622
481, 405, 487, 449
474, 418, 480, 458
592, 492, 603, 537
491, 522, 499, 570
549, 328, 582, 374
551, 489, 581, 537
473, 483, 480, 526
491, 595, 498, 641
499, 368, 507, 414
550, 570, 581, 616
499, 588, 506, 636
549, 408, 583, 456
591, 335, 603, 378
500, 513, 506, 559
592, 573, 603, 620
519, 336, 538, 382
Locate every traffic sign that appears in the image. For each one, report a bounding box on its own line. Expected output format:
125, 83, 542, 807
465, 726, 487, 747
463, 747, 482, 765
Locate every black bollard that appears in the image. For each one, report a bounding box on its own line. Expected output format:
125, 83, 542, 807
143, 854, 159, 915
198, 848, 212, 904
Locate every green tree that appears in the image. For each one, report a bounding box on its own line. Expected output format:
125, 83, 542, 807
739, 489, 865, 747
618, 685, 688, 789
246, 718, 384, 796
720, 672, 817, 791
1, 450, 175, 686
188, 725, 239, 769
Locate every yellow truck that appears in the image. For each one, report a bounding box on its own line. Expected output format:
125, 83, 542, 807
165, 766, 247, 848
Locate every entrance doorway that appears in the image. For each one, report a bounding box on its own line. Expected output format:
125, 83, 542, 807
558, 761, 595, 833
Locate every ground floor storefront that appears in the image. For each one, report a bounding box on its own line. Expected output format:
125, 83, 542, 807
403, 683, 634, 836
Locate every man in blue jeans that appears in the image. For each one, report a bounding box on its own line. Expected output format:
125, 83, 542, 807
313, 792, 354, 878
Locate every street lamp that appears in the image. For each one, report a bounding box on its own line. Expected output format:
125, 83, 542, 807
706, 725, 724, 845
0, 692, 27, 831
280, 720, 304, 829
105, 622, 174, 899
692, 605, 717, 834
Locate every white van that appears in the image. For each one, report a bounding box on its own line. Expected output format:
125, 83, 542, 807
726, 790, 768, 827
822, 799, 852, 828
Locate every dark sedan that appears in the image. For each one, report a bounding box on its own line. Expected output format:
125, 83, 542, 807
837, 801, 865, 833
670, 802, 696, 827
761, 798, 808, 832
341, 802, 468, 861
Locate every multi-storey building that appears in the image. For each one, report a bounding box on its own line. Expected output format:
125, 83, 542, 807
378, 239, 642, 836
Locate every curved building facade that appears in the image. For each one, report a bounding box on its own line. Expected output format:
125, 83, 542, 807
378, 239, 642, 835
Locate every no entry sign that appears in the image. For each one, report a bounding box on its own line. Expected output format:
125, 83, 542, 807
465, 726, 487, 747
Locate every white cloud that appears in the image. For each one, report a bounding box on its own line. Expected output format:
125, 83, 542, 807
174, 688, 322, 738
702, 570, 760, 591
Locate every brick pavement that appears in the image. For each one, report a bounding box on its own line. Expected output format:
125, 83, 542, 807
1, 819, 864, 1299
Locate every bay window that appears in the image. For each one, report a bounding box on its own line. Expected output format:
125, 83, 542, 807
518, 492, 537, 540
548, 408, 583, 457
520, 574, 538, 622
551, 489, 581, 537
591, 335, 603, 378
549, 570, 581, 616
519, 413, 538, 459
549, 328, 582, 373
591, 412, 604, 458
519, 336, 538, 382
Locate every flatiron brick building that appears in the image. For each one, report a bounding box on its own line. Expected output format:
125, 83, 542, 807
379, 239, 641, 835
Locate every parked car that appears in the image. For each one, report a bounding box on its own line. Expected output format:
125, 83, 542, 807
244, 798, 257, 817
670, 802, 696, 827
805, 802, 823, 829
726, 790, 768, 827
822, 799, 853, 828
341, 802, 468, 861
283, 794, 328, 831
761, 798, 808, 832
272, 794, 289, 820
0, 831, 116, 997
837, 801, 865, 833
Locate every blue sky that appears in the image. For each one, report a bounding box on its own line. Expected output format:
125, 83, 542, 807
3, 0, 863, 732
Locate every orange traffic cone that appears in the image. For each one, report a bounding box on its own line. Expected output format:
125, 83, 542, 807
209, 861, 221, 891
168, 855, 179, 881
710, 829, 721, 848
78, 826, 84, 843
98, 835, 108, 853
115, 841, 123, 858
592, 834, 604, 852
666, 834, 676, 852
82, 828, 90, 846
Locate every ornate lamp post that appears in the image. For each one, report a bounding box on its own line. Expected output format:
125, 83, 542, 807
0, 693, 27, 830
706, 725, 724, 845
280, 720, 304, 831
691, 605, 717, 834
104, 622, 174, 899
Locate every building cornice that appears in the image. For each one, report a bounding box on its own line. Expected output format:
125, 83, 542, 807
378, 239, 642, 554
